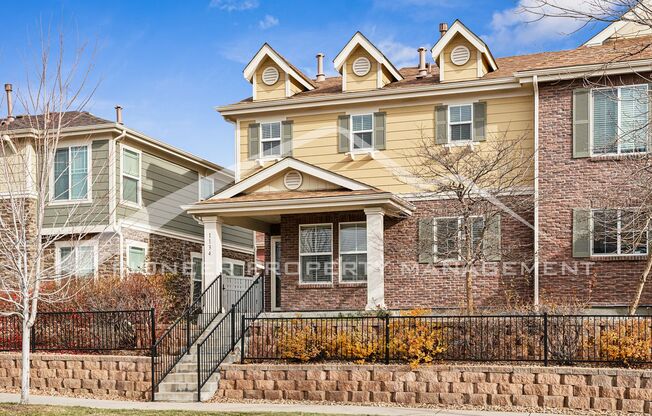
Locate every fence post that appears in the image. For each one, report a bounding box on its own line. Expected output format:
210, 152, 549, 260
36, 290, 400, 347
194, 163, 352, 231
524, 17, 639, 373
240, 314, 246, 364
196, 343, 202, 402
149, 309, 156, 352
30, 324, 36, 353
186, 314, 191, 352
260, 275, 265, 312
384, 315, 390, 365
150, 346, 156, 401
230, 306, 236, 350
543, 313, 549, 367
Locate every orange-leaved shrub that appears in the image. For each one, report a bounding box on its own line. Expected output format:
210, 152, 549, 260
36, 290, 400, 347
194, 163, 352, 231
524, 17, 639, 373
595, 320, 652, 367
389, 309, 447, 367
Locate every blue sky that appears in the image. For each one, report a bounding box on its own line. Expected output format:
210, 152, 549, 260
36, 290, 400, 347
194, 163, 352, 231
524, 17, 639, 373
2, 0, 604, 169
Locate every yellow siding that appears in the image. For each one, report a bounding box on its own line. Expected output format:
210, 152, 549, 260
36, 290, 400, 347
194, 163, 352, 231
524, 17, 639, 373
250, 172, 341, 193
441, 34, 484, 82
238, 92, 534, 194
254, 57, 286, 101
0, 140, 35, 195
344, 46, 378, 92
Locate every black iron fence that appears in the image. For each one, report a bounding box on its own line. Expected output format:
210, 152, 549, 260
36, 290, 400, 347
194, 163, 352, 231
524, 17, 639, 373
243, 314, 652, 366
196, 275, 264, 401
0, 309, 155, 353
151, 274, 222, 398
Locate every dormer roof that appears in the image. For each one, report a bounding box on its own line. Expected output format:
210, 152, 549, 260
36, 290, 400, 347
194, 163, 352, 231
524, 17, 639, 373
243, 43, 316, 91
333, 32, 404, 82
431, 20, 498, 72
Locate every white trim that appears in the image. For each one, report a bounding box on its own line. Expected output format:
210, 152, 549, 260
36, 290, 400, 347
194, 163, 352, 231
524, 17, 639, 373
284, 71, 290, 98
41, 225, 110, 235
532, 75, 540, 307
515, 59, 652, 82
299, 223, 334, 285
342, 64, 347, 92
430, 20, 498, 71
234, 119, 241, 182
376, 62, 383, 89
448, 104, 474, 143
259, 121, 283, 160
584, 20, 628, 46
223, 257, 246, 277
54, 239, 99, 278
49, 142, 93, 205
476, 51, 483, 78
399, 187, 534, 202
338, 221, 368, 284
243, 44, 315, 91
210, 158, 371, 199
199, 175, 215, 201
333, 32, 404, 82
190, 251, 204, 301
349, 113, 374, 152
126, 239, 148, 272
439, 53, 445, 81
120, 144, 142, 209
270, 235, 281, 311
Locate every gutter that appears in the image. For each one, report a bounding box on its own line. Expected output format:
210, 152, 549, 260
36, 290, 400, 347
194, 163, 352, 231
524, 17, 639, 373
533, 75, 540, 308
515, 59, 652, 83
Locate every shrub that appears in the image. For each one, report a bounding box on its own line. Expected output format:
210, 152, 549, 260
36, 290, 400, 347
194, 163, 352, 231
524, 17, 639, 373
389, 318, 447, 367
595, 320, 652, 367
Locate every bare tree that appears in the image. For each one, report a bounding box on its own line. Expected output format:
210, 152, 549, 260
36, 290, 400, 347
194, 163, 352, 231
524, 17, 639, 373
0, 31, 113, 403
399, 130, 535, 314
522, 0, 652, 314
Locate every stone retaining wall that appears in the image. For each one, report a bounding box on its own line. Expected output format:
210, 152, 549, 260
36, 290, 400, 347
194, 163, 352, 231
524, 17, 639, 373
0, 353, 151, 400
218, 363, 652, 413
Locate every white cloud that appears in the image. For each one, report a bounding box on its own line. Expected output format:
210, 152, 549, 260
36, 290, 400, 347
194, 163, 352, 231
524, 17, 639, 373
483, 0, 607, 55
377, 38, 426, 69
209, 0, 259, 11
258, 15, 279, 30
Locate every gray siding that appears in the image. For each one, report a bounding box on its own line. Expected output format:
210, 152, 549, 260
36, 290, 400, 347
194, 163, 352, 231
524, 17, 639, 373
43, 139, 111, 228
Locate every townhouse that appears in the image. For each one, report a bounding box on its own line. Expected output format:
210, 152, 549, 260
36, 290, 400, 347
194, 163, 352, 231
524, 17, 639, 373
0, 108, 255, 300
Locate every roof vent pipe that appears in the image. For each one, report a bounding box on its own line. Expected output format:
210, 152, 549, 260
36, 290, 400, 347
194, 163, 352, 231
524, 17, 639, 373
417, 47, 428, 78
439, 22, 448, 38
316, 53, 325, 82
4, 84, 14, 122
115, 105, 123, 125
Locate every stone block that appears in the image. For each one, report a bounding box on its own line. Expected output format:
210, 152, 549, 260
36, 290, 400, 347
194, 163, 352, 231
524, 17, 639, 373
254, 379, 274, 390
266, 370, 286, 380
325, 390, 348, 402
511, 373, 535, 384
46, 378, 62, 388
359, 380, 381, 391
224, 370, 245, 380
620, 399, 645, 413
126, 372, 143, 382
615, 375, 640, 388
264, 390, 283, 400
562, 374, 586, 386
439, 392, 465, 405
524, 383, 549, 396
416, 392, 439, 404
328, 370, 349, 382
372, 369, 393, 382
450, 382, 474, 394
235, 379, 254, 390
62, 378, 81, 389
245, 369, 265, 380
371, 391, 391, 402
394, 371, 416, 382
462, 372, 486, 383
49, 361, 65, 370
316, 380, 336, 391
82, 379, 98, 390
117, 362, 136, 372
306, 370, 327, 381
591, 397, 617, 411
275, 380, 296, 390
350, 391, 369, 402
404, 381, 427, 393
439, 371, 461, 382
573, 385, 599, 397
467, 394, 487, 406
350, 370, 370, 381
244, 389, 264, 399
627, 387, 652, 400
590, 374, 613, 387
224, 389, 244, 399
382, 381, 404, 392
513, 395, 539, 407
489, 394, 512, 406
428, 382, 449, 393
394, 392, 416, 404
548, 384, 572, 396
65, 361, 82, 370
285, 390, 304, 400
115, 380, 134, 392
337, 381, 358, 391
416, 370, 439, 383
498, 383, 522, 395
90, 370, 108, 380
475, 382, 497, 394
83, 361, 100, 370
536, 373, 560, 384
108, 370, 125, 381
286, 370, 307, 381
306, 391, 326, 401
601, 386, 626, 398
542, 395, 565, 408
488, 373, 510, 383
567, 396, 590, 409
101, 361, 117, 371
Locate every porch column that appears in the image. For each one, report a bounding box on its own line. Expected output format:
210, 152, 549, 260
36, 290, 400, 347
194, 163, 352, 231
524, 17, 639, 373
203, 216, 223, 290
365, 208, 385, 310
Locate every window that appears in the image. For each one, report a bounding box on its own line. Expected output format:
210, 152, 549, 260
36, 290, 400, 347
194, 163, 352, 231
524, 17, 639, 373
299, 224, 333, 283
351, 114, 373, 151
434, 216, 484, 260
449, 105, 473, 142
127, 242, 147, 272
340, 222, 367, 282
122, 147, 141, 206
260, 122, 281, 158
53, 145, 89, 201
223, 259, 245, 277
592, 209, 648, 256
190, 253, 203, 303
57, 244, 96, 277
592, 85, 649, 155
199, 176, 214, 201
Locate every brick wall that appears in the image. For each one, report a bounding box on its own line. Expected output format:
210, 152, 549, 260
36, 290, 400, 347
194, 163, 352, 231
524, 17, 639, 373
538, 75, 652, 306
0, 353, 151, 400
218, 363, 652, 413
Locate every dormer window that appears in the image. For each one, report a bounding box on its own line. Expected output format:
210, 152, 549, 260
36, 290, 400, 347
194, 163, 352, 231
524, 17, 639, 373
449, 105, 473, 142
261, 122, 282, 157
351, 114, 374, 151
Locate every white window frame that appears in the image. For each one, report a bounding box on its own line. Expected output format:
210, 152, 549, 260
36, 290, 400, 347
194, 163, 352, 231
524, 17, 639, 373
49, 142, 92, 205
223, 257, 246, 277
198, 175, 215, 201
54, 240, 98, 278
126, 240, 148, 273
259, 121, 282, 160
299, 223, 333, 285
349, 113, 374, 153
590, 209, 648, 256
590, 84, 649, 157
190, 251, 203, 300
448, 104, 474, 143
339, 221, 367, 283
433, 215, 483, 261
120, 144, 142, 208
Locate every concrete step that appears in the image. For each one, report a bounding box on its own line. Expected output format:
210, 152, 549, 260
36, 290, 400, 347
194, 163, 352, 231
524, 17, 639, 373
154, 391, 199, 402
171, 362, 197, 373
162, 372, 197, 383
158, 381, 218, 393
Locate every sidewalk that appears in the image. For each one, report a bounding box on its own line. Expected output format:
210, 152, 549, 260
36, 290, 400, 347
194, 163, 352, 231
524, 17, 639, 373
0, 393, 567, 416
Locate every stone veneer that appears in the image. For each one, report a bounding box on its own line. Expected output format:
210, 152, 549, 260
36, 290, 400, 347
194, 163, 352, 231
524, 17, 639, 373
0, 353, 151, 400
218, 363, 652, 413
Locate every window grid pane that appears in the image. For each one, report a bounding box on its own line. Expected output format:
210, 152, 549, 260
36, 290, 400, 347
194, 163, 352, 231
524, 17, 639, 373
54, 148, 70, 200
123, 177, 139, 204
128, 247, 146, 272
123, 149, 140, 178
300, 225, 332, 283
436, 218, 460, 260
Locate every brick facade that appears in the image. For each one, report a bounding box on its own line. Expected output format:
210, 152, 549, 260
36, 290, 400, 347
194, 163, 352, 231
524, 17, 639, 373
538, 75, 652, 307
273, 198, 533, 311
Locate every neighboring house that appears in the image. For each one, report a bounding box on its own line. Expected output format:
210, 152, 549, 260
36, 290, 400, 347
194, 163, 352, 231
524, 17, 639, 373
0, 110, 255, 299
187, 17, 652, 312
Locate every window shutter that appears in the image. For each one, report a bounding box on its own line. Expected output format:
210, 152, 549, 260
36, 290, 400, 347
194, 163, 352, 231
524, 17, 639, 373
418, 218, 435, 264
338, 115, 350, 153
281, 120, 293, 157
248, 123, 260, 161
483, 214, 501, 261
572, 208, 591, 258
373, 112, 386, 150
573, 89, 590, 158
473, 101, 487, 142
435, 105, 448, 144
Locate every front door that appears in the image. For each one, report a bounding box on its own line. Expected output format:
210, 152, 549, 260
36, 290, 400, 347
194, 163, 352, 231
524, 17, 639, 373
271, 236, 281, 310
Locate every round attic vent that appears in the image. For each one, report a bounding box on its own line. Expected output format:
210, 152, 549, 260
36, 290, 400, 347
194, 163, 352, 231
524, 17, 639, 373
352, 57, 371, 76
262, 66, 279, 85
450, 46, 471, 66
283, 170, 303, 190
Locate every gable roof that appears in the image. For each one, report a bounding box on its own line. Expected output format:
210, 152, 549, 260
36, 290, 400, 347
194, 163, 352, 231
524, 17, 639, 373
243, 43, 316, 91
584, 1, 652, 46
209, 157, 373, 200
333, 32, 404, 81
2, 111, 112, 130
431, 20, 498, 71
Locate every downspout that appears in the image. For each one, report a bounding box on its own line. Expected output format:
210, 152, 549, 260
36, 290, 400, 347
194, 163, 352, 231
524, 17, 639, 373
111, 124, 128, 277
533, 75, 540, 308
